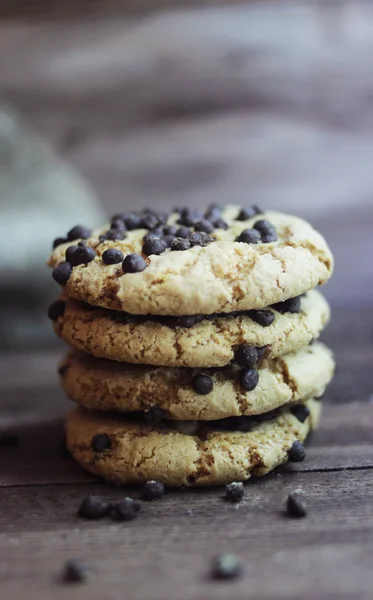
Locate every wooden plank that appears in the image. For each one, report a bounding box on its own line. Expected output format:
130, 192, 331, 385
0, 470, 372, 599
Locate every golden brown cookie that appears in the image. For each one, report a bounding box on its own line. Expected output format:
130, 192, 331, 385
49, 207, 333, 316
65, 397, 321, 487
60, 342, 334, 420
51, 289, 330, 368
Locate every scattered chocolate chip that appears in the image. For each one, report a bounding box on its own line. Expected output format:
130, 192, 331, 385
92, 433, 111, 453
237, 206, 261, 221
102, 248, 124, 265
69, 246, 96, 267
63, 559, 93, 583
110, 498, 140, 522
234, 345, 258, 368
286, 490, 307, 518
52, 262, 73, 285
225, 482, 245, 503
141, 480, 165, 501
47, 300, 66, 321
145, 407, 166, 426
65, 245, 78, 263
122, 253, 147, 273
239, 368, 259, 391
290, 404, 310, 423
163, 225, 178, 236
235, 228, 261, 244
189, 232, 213, 247
104, 228, 127, 241
124, 214, 143, 230
0, 432, 19, 447
288, 440, 306, 462
195, 219, 214, 234
210, 553, 242, 580
58, 364, 69, 377
253, 219, 277, 243
142, 238, 168, 256
67, 225, 92, 241
212, 218, 228, 230
174, 314, 205, 328
192, 374, 214, 395
78, 495, 111, 520
53, 237, 68, 249
248, 309, 275, 327
171, 237, 191, 251
272, 296, 301, 314
175, 226, 191, 238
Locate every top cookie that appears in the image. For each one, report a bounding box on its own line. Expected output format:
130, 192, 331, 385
49, 205, 333, 316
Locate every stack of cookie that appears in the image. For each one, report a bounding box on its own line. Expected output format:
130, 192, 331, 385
48, 205, 334, 487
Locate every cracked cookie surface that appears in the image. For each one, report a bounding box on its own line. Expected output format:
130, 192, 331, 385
65, 397, 321, 487
54, 289, 330, 368
49, 207, 333, 316
60, 342, 334, 420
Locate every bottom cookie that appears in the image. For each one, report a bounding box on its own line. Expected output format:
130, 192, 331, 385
66, 398, 321, 487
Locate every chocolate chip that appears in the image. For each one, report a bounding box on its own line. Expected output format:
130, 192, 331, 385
189, 232, 213, 247
235, 228, 261, 244
256, 346, 268, 362
124, 214, 143, 230
0, 432, 19, 447
110, 498, 141, 522
122, 253, 147, 273
272, 296, 301, 314
58, 364, 69, 377
53, 237, 67, 249
286, 490, 307, 518
48, 300, 66, 321
92, 433, 111, 453
234, 345, 258, 368
239, 368, 259, 391
141, 480, 165, 501
163, 225, 178, 236
65, 245, 78, 263
78, 495, 111, 520
163, 234, 176, 247
69, 246, 96, 267
178, 208, 203, 227
145, 407, 166, 426
63, 559, 93, 583
174, 314, 205, 328
253, 219, 277, 243
175, 226, 191, 238
52, 262, 73, 285
248, 309, 275, 327
104, 228, 127, 241
67, 225, 92, 241
225, 482, 245, 503
141, 214, 164, 230
102, 248, 124, 265
204, 204, 222, 220
210, 553, 242, 580
110, 216, 126, 230
212, 218, 228, 230
194, 219, 214, 234
171, 237, 191, 251
192, 374, 213, 395
236, 206, 261, 221
142, 238, 168, 256
143, 229, 163, 242
290, 404, 310, 423
78, 240, 87, 247
288, 440, 306, 462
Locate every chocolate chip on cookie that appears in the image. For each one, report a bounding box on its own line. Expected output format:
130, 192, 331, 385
212, 218, 228, 230
248, 309, 275, 327
92, 433, 111, 453
110, 215, 126, 230
52, 262, 73, 285
171, 237, 191, 251
211, 554, 243, 580
290, 405, 310, 423
256, 346, 269, 362
143, 229, 163, 242
189, 232, 213, 247
67, 225, 92, 241
204, 204, 222, 220
78, 495, 111, 520
69, 246, 96, 267
174, 314, 205, 328
288, 440, 306, 462
145, 407, 166, 426
225, 481, 245, 503
124, 214, 143, 230
236, 206, 261, 221
234, 345, 258, 368
122, 253, 147, 274
141, 480, 165, 501
272, 296, 301, 314
195, 219, 214, 234
102, 248, 124, 265
192, 374, 214, 395
65, 245, 78, 263
239, 368, 259, 391
286, 490, 307, 518
253, 219, 278, 243
104, 228, 127, 242
63, 559, 93, 583
142, 238, 168, 256
163, 225, 178, 236
110, 498, 140, 522
48, 300, 66, 321
235, 228, 261, 244
177, 208, 203, 227
53, 236, 68, 249
175, 226, 191, 239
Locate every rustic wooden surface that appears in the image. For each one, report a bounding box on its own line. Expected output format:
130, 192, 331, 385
0, 308, 372, 600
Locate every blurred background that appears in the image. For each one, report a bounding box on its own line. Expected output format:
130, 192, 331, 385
0, 0, 372, 351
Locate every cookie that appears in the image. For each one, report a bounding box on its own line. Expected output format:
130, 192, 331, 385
65, 397, 321, 487
49, 206, 333, 316
60, 342, 334, 420
52, 289, 330, 368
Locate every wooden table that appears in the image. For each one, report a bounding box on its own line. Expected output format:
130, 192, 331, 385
1, 306, 372, 600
